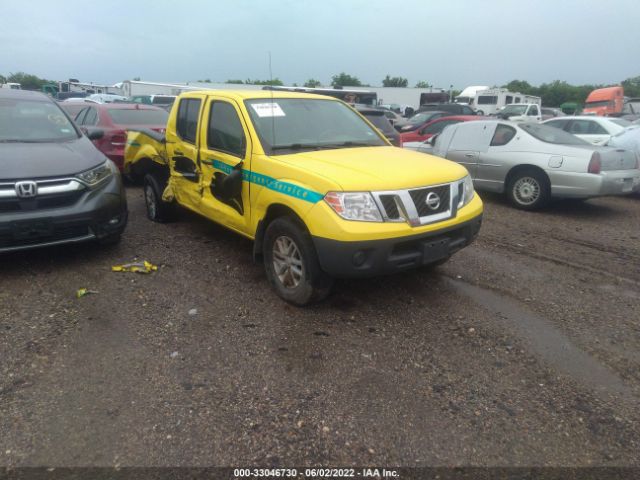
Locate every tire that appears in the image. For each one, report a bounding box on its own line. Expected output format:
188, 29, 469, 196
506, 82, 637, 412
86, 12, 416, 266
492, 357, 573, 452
263, 216, 333, 306
476, 110, 484, 115
506, 168, 551, 210
143, 173, 175, 222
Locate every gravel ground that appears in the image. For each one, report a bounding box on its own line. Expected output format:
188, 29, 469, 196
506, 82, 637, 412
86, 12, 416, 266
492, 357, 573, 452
1, 188, 639, 467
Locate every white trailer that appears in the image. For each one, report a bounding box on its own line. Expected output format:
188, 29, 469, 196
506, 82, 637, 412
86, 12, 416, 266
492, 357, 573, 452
454, 86, 489, 107
474, 88, 541, 115
0, 82, 21, 89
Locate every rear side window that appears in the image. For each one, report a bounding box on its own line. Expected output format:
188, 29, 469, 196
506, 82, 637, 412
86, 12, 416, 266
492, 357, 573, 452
207, 101, 246, 157
83, 108, 97, 126
490, 124, 517, 146
545, 119, 569, 130
176, 98, 202, 143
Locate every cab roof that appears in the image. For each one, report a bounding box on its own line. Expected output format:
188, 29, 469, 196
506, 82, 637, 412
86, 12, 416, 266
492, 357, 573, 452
178, 90, 339, 102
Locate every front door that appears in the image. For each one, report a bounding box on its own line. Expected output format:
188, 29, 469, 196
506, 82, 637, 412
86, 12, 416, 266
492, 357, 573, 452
197, 97, 253, 234
165, 95, 205, 210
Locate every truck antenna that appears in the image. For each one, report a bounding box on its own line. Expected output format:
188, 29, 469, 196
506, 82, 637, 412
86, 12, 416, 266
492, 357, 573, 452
268, 51, 276, 147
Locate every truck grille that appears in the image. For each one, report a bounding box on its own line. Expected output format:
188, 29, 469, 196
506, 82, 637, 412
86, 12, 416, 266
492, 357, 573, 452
409, 185, 450, 217
373, 179, 466, 227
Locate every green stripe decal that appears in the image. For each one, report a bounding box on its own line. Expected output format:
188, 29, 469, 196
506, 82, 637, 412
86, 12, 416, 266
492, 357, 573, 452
127, 141, 141, 147
210, 159, 323, 203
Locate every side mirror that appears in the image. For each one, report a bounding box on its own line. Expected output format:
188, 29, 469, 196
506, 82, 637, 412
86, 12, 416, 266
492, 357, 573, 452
427, 135, 438, 146
86, 128, 104, 141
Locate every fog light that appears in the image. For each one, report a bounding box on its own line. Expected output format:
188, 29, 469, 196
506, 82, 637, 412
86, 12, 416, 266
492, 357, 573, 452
352, 250, 367, 267
108, 216, 120, 225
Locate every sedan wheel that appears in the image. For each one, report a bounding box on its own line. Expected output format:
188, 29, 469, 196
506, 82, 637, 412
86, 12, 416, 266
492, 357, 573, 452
506, 169, 551, 210
512, 176, 541, 206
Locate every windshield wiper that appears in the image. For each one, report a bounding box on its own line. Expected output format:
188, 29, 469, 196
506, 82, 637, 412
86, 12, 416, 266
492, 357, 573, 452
318, 141, 377, 149
271, 143, 323, 151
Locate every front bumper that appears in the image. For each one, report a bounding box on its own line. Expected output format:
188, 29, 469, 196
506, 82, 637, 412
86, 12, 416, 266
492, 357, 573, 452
313, 214, 482, 278
0, 174, 128, 253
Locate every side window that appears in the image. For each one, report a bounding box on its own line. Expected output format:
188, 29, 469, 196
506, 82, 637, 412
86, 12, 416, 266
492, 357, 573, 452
74, 108, 88, 124
528, 105, 539, 116
506, 96, 513, 104
515, 97, 521, 103
490, 124, 517, 146
462, 106, 474, 115
568, 120, 590, 135
176, 98, 202, 143
83, 108, 97, 126
546, 119, 569, 130
588, 121, 608, 134
207, 101, 246, 157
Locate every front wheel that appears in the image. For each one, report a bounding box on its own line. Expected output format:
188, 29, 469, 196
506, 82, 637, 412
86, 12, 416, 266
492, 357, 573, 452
263, 217, 333, 306
506, 169, 550, 210
143, 173, 176, 222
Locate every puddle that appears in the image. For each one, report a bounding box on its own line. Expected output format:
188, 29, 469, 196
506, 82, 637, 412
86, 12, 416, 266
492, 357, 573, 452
446, 277, 637, 404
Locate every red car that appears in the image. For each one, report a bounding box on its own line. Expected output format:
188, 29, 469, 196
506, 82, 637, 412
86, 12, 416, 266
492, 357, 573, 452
399, 115, 482, 143
73, 103, 168, 171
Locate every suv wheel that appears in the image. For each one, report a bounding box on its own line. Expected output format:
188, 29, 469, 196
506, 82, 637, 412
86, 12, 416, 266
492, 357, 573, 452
143, 173, 175, 222
263, 217, 333, 306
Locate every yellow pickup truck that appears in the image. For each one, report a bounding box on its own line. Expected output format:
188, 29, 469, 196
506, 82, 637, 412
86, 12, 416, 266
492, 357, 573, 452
124, 90, 483, 305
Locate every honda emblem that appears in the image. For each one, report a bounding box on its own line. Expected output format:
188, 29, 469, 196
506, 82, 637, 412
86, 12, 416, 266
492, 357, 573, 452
15, 181, 38, 198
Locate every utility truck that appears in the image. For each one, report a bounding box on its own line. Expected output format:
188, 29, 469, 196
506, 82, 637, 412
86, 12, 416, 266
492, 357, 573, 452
124, 90, 483, 305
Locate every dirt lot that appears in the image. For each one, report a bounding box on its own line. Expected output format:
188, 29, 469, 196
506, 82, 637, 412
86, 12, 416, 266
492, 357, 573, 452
1, 188, 639, 467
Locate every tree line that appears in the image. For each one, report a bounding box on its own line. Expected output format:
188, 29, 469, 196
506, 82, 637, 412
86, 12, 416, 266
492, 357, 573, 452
4, 70, 640, 107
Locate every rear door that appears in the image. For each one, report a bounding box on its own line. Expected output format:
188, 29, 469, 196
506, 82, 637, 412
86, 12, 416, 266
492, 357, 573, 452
197, 96, 253, 234
166, 95, 205, 210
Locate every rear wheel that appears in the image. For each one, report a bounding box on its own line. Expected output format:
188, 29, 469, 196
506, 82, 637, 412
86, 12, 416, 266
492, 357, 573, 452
506, 168, 551, 210
263, 217, 333, 306
143, 173, 175, 222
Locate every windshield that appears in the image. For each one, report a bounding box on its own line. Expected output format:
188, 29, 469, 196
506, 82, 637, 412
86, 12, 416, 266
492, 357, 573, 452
0, 98, 79, 142
520, 123, 589, 145
501, 105, 527, 115
408, 112, 438, 125
244, 98, 386, 154
585, 100, 612, 108
107, 108, 169, 125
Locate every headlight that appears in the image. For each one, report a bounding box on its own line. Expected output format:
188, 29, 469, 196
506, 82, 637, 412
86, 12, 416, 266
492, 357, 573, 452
324, 191, 383, 222
76, 160, 115, 187
458, 174, 475, 208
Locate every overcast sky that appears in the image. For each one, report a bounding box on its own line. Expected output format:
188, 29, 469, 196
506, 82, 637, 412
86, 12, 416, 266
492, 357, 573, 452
2, 0, 639, 88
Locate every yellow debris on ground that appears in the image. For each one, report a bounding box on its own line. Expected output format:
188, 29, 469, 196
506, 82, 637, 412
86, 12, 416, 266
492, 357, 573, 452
111, 261, 158, 274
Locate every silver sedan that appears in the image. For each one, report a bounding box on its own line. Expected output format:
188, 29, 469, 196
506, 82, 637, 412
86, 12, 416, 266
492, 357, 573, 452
430, 120, 640, 209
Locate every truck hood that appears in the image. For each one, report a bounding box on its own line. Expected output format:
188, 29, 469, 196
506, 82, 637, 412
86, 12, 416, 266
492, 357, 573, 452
274, 146, 469, 191
0, 137, 105, 181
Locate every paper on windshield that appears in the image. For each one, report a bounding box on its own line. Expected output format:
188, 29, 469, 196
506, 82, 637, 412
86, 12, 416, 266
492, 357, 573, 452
251, 102, 286, 118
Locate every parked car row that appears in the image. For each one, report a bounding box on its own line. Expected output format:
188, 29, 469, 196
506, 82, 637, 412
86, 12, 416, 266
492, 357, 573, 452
2, 87, 638, 305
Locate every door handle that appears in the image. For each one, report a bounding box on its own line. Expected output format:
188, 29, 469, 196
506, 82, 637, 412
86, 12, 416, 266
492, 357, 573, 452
464, 153, 476, 158
174, 150, 184, 155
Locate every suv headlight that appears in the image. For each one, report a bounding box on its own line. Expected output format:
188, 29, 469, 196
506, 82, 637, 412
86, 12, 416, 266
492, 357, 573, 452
458, 175, 475, 208
76, 160, 116, 187
324, 191, 383, 222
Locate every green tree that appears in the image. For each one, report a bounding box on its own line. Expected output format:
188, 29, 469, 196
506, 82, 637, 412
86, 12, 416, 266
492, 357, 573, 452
502, 79, 535, 94
415, 81, 431, 88
7, 72, 51, 90
382, 75, 408, 87
304, 78, 322, 88
621, 75, 640, 97
246, 78, 284, 86
331, 72, 362, 87
225, 79, 244, 84
0, 74, 7, 84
